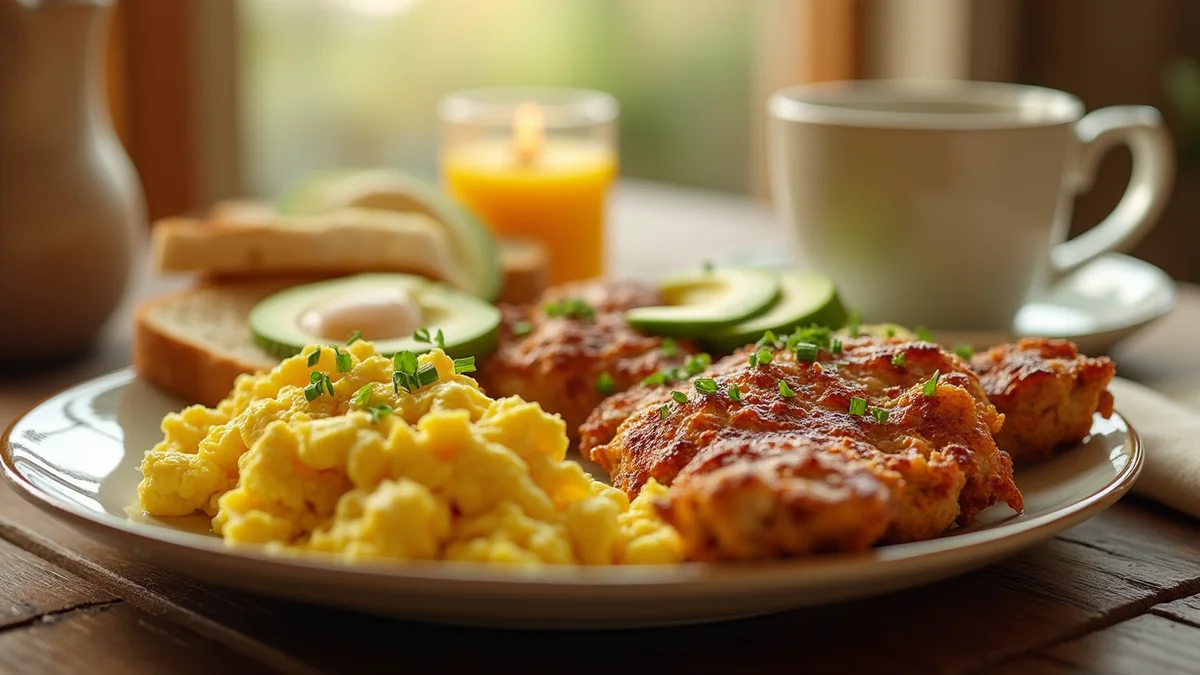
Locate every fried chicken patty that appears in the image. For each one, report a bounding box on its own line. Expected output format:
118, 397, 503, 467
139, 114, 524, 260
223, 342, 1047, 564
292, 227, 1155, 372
971, 337, 1115, 463
476, 279, 701, 440
583, 335, 1023, 560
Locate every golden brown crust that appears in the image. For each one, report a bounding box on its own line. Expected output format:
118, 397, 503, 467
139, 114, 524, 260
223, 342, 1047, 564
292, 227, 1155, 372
476, 279, 701, 440
586, 336, 1023, 560
971, 337, 1116, 463
662, 433, 903, 560
133, 281, 286, 406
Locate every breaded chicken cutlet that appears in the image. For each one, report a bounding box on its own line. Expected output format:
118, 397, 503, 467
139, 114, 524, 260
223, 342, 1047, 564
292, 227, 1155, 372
971, 337, 1115, 463
476, 279, 702, 440
582, 333, 1024, 561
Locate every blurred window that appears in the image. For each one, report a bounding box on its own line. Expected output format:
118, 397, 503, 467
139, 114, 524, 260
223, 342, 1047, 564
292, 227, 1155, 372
238, 0, 761, 197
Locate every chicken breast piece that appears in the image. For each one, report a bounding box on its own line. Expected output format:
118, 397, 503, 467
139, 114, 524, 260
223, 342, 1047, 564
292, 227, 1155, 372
585, 335, 1023, 560
971, 337, 1115, 463
476, 279, 701, 441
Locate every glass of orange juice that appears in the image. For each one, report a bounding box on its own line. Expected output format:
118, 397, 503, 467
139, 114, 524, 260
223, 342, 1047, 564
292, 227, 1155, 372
439, 88, 618, 285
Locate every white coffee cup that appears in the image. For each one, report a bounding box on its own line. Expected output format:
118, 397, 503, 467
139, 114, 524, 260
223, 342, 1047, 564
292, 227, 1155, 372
768, 80, 1174, 331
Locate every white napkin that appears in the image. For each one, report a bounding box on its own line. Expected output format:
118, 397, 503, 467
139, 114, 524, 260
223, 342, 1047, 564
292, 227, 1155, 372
1109, 378, 1200, 519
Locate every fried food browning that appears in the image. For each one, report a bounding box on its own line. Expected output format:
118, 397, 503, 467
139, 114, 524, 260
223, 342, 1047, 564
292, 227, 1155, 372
971, 337, 1115, 463
664, 433, 904, 560
585, 336, 1023, 560
477, 279, 701, 441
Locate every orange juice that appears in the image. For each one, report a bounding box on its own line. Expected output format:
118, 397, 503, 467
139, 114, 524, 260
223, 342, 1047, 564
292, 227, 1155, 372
443, 138, 616, 285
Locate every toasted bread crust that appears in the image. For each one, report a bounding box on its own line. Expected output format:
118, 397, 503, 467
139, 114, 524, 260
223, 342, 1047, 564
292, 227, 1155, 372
133, 282, 287, 406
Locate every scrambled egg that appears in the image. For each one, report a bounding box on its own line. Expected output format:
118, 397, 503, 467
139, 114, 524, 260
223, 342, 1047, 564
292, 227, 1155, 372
137, 342, 682, 565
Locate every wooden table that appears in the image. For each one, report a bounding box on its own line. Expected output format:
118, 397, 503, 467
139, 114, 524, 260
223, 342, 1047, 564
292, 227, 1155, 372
2, 182, 1199, 675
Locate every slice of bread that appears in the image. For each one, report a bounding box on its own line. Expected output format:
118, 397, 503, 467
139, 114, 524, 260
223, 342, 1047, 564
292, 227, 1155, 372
134, 280, 294, 407
152, 208, 472, 291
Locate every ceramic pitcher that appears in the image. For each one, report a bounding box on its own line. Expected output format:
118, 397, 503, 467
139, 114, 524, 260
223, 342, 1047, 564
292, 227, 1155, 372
0, 0, 144, 361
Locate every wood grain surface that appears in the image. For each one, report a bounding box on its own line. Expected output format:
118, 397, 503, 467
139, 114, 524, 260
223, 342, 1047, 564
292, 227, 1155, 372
1, 183, 1198, 674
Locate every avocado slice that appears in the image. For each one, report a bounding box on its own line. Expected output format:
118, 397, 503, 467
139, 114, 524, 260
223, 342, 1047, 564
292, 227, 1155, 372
276, 169, 504, 302
625, 267, 781, 338
703, 272, 847, 352
249, 273, 501, 359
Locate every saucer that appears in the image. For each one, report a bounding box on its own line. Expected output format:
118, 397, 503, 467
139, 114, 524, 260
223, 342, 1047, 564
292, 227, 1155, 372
932, 253, 1176, 354
728, 251, 1175, 354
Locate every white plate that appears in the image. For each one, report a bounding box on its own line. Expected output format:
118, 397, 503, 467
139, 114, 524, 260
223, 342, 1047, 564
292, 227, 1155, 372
1, 370, 1143, 629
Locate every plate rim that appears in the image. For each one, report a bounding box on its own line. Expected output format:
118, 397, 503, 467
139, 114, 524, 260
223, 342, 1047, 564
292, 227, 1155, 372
0, 367, 1145, 589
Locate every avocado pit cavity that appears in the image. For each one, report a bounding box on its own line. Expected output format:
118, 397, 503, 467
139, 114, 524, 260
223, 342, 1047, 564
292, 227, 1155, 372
299, 287, 423, 342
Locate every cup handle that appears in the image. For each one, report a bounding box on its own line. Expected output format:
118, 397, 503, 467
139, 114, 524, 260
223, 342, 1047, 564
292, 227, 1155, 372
1051, 105, 1175, 274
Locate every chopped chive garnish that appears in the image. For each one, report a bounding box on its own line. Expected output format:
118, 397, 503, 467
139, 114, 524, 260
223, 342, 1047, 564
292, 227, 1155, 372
642, 372, 667, 386
395, 351, 417, 375
369, 404, 393, 423
755, 348, 773, 365
779, 380, 797, 398
410, 326, 446, 351
597, 371, 615, 395
849, 397, 868, 416
923, 370, 941, 397
303, 370, 333, 402
748, 352, 759, 367
831, 337, 843, 355
891, 352, 906, 368
346, 330, 363, 345
543, 298, 595, 320
885, 328, 896, 338
416, 363, 439, 388
916, 326, 933, 342
953, 344, 975, 360
787, 325, 832, 350
870, 406, 890, 423
307, 349, 321, 367
727, 384, 741, 402
795, 342, 819, 362
512, 320, 534, 336
453, 356, 476, 375
659, 404, 671, 420
660, 337, 679, 357
694, 378, 718, 395
334, 347, 353, 373
847, 310, 861, 338
392, 351, 420, 394
671, 391, 688, 404
351, 384, 372, 407
756, 330, 779, 349
684, 353, 711, 376
664, 366, 688, 382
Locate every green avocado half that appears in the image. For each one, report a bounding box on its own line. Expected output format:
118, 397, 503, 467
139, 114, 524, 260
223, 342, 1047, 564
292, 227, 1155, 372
249, 273, 501, 359
625, 267, 782, 338
276, 169, 504, 302
703, 272, 847, 353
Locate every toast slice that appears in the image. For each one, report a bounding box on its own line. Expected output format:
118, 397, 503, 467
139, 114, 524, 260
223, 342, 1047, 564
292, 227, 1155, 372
152, 208, 472, 289
134, 280, 295, 407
